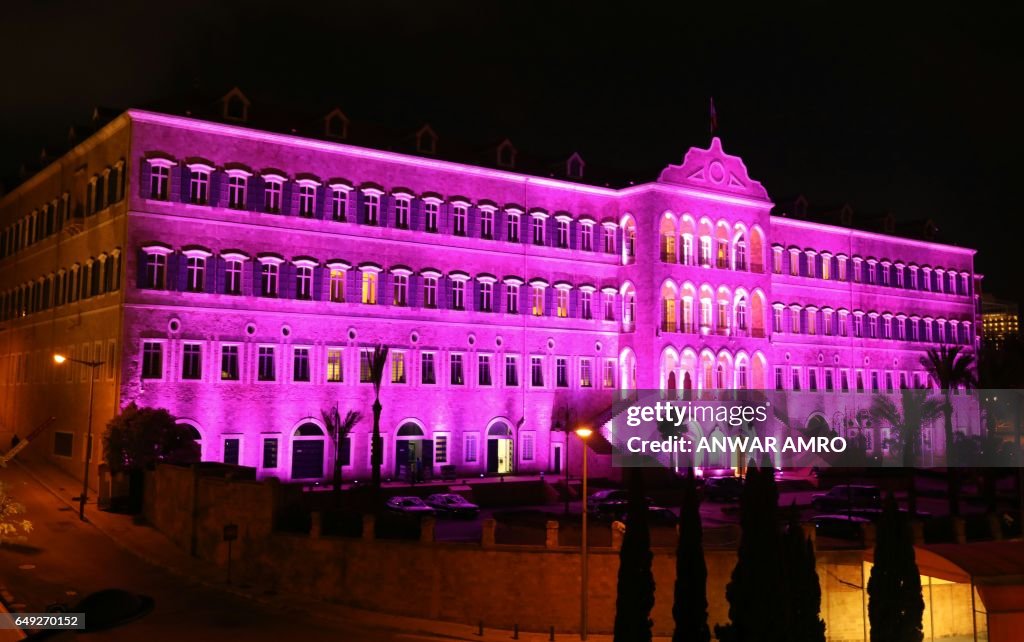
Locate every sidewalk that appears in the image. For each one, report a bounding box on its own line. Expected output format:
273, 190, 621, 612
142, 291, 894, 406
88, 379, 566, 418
15, 460, 664, 642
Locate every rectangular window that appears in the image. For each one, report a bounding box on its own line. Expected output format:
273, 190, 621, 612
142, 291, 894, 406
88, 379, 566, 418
505, 284, 519, 314
603, 359, 616, 388
225, 259, 242, 295
189, 168, 210, 204
293, 347, 310, 382
145, 253, 167, 289
521, 432, 535, 462
853, 315, 863, 338
557, 220, 569, 248
434, 434, 449, 464
450, 353, 464, 385
451, 280, 465, 310
581, 291, 592, 319
258, 346, 275, 381
295, 266, 313, 300
228, 175, 247, 209
842, 370, 850, 392
838, 258, 847, 280
421, 352, 436, 384
393, 274, 408, 306
331, 188, 348, 221
221, 345, 239, 380
478, 354, 492, 386
262, 437, 279, 469
822, 257, 830, 280
260, 263, 279, 297
531, 217, 544, 245
604, 295, 615, 321
857, 371, 865, 392
480, 209, 494, 238
506, 213, 520, 242
505, 355, 519, 386
464, 433, 479, 463
825, 369, 834, 391
142, 341, 163, 379
329, 269, 345, 302
326, 348, 343, 383
54, 432, 74, 458
531, 356, 544, 387
359, 349, 373, 383
581, 225, 593, 251
580, 359, 593, 387
361, 272, 378, 304
453, 204, 467, 235
391, 351, 406, 384
424, 276, 438, 308
182, 343, 202, 380
395, 198, 410, 228
223, 438, 240, 465
556, 357, 568, 387
871, 371, 879, 391
531, 286, 544, 316
480, 281, 493, 312
774, 366, 784, 391
808, 368, 818, 391
791, 367, 801, 391
604, 227, 616, 253
823, 312, 833, 336
886, 371, 894, 392
265, 180, 283, 212
150, 165, 169, 200
773, 307, 783, 333
424, 202, 439, 232
556, 289, 569, 318
364, 192, 380, 224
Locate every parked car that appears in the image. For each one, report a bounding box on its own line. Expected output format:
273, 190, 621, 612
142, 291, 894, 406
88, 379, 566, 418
703, 476, 744, 502
810, 484, 882, 512
587, 489, 653, 519
425, 493, 480, 518
813, 514, 870, 540
385, 496, 436, 516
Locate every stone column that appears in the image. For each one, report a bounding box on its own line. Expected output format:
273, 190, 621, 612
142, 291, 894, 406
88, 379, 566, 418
421, 516, 436, 543
482, 518, 496, 549
545, 520, 559, 548
362, 514, 376, 542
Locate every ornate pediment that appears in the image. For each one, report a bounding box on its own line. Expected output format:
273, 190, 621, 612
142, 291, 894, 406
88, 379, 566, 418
658, 137, 769, 200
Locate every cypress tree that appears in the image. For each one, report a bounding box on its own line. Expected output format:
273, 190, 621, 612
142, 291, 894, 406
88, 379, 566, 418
715, 461, 785, 642
782, 511, 826, 642
868, 493, 925, 642
614, 468, 656, 642
673, 468, 710, 642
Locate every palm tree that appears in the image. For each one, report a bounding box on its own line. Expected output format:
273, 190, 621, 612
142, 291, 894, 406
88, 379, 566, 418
321, 404, 362, 501
921, 344, 978, 516
365, 344, 389, 489
870, 389, 942, 517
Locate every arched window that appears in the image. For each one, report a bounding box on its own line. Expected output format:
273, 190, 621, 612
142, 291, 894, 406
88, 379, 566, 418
397, 422, 425, 438
735, 240, 747, 271
736, 297, 748, 331
716, 364, 725, 389
737, 362, 748, 389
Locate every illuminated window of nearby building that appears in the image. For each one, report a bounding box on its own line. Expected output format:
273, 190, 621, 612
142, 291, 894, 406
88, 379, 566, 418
391, 351, 406, 384
329, 269, 346, 302
425, 202, 440, 232
521, 432, 535, 462
531, 356, 544, 387
580, 359, 593, 387
142, 341, 163, 379
392, 274, 408, 306
298, 184, 316, 217
361, 271, 378, 304
556, 288, 569, 318
182, 343, 202, 380
421, 352, 436, 384
505, 355, 519, 386
450, 353, 464, 385
395, 197, 410, 228
264, 178, 283, 213
359, 348, 373, 383
293, 347, 311, 382
556, 357, 568, 387
603, 359, 616, 388
478, 354, 492, 386
532, 286, 544, 316
258, 346, 275, 381
327, 348, 343, 383
221, 345, 239, 380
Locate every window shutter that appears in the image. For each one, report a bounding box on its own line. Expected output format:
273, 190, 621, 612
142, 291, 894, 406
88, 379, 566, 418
311, 266, 323, 301
173, 165, 186, 202
569, 222, 578, 249
380, 272, 392, 307
382, 195, 394, 228
136, 249, 149, 288
282, 182, 295, 216
315, 187, 326, 220
280, 264, 295, 299
467, 206, 477, 238
173, 253, 187, 291
140, 161, 152, 198
410, 199, 422, 231
354, 191, 366, 224
493, 210, 505, 242
520, 285, 529, 313
347, 269, 359, 301
569, 289, 578, 318
409, 274, 420, 309
441, 203, 451, 235
443, 277, 452, 310
545, 287, 554, 316
209, 171, 223, 207
248, 176, 265, 211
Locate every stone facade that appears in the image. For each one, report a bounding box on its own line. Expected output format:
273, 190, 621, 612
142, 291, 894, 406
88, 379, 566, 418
0, 110, 980, 483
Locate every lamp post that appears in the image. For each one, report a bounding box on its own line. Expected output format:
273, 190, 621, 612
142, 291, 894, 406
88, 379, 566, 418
575, 426, 593, 641
53, 353, 104, 521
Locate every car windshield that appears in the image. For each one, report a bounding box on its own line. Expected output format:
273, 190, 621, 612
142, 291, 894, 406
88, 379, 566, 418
404, 498, 425, 507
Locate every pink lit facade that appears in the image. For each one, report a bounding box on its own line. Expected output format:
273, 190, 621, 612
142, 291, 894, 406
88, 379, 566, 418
0, 111, 981, 483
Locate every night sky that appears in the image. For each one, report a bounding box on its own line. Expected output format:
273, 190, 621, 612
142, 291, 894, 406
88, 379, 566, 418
2, 2, 1021, 298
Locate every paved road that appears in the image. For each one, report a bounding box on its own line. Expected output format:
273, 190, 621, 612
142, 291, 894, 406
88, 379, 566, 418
0, 465, 435, 641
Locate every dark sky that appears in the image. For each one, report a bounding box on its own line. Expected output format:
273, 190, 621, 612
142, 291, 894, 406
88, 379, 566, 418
2, 2, 1021, 297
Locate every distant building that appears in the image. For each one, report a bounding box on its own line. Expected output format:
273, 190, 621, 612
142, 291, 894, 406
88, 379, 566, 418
982, 294, 1020, 349
0, 96, 983, 484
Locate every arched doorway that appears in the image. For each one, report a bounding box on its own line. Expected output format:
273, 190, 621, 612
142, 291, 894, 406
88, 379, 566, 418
291, 422, 326, 480
487, 421, 514, 474
176, 419, 204, 460
395, 421, 430, 482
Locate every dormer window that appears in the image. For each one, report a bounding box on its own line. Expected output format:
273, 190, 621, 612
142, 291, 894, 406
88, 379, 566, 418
324, 108, 349, 139
497, 139, 516, 168
220, 87, 250, 122
416, 125, 437, 155
566, 152, 584, 179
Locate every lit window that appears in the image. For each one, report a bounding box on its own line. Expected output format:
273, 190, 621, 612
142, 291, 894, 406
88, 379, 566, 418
329, 269, 346, 302
326, 348, 343, 383
361, 271, 378, 304
580, 359, 593, 387
603, 360, 615, 388
531, 286, 544, 316
359, 349, 373, 383
391, 352, 406, 384
556, 288, 569, 318
392, 274, 408, 306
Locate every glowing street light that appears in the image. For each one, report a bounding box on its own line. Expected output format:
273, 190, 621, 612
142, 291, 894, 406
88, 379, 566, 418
53, 353, 104, 521
575, 426, 593, 640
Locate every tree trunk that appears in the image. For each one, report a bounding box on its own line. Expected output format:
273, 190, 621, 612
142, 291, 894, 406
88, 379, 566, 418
943, 398, 959, 517
333, 429, 343, 505
371, 399, 383, 490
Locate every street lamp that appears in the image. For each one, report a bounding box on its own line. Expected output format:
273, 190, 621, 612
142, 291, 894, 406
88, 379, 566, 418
53, 353, 104, 521
575, 426, 593, 640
